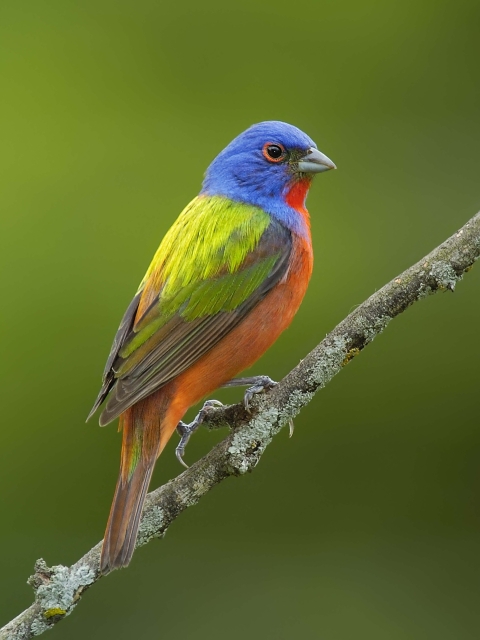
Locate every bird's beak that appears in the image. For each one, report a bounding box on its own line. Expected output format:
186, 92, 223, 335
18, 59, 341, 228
297, 147, 336, 173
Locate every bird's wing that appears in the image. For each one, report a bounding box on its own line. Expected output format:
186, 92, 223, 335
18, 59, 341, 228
88, 195, 292, 425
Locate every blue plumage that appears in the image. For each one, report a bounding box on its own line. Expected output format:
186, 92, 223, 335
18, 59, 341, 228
201, 121, 318, 236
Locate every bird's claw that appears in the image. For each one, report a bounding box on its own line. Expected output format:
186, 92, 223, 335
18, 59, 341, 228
243, 376, 277, 412
175, 422, 194, 469
288, 418, 294, 438
221, 374, 277, 412
175, 399, 223, 468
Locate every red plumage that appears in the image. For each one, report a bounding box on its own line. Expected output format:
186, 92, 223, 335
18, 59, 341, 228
101, 222, 313, 573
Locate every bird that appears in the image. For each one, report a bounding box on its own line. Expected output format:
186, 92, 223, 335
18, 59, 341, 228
87, 120, 336, 573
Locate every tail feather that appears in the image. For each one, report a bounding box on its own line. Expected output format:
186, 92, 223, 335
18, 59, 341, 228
100, 389, 178, 574
100, 459, 155, 573
100, 401, 161, 574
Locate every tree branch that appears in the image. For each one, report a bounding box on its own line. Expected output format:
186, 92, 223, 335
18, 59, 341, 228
2, 211, 480, 640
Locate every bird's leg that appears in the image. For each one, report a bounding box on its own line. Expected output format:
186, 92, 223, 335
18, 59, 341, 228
222, 375, 277, 411
222, 376, 294, 436
175, 399, 223, 469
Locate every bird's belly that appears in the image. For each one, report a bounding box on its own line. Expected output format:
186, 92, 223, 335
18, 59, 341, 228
166, 233, 313, 425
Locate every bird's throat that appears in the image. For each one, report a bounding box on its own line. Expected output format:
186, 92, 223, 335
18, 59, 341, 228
284, 178, 312, 225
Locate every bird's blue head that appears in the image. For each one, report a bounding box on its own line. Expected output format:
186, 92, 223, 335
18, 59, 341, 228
201, 121, 336, 236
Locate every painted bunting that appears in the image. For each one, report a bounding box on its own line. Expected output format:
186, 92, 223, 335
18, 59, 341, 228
88, 121, 336, 573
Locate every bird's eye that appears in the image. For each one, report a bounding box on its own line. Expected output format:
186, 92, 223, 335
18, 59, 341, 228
262, 142, 287, 163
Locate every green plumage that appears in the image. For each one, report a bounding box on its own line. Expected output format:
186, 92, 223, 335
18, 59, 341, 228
90, 195, 292, 425
142, 195, 271, 293
120, 196, 273, 359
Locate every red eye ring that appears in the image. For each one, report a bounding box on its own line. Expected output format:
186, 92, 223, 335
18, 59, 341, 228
262, 142, 287, 163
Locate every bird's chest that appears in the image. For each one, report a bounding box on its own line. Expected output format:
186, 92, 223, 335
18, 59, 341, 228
275, 230, 313, 322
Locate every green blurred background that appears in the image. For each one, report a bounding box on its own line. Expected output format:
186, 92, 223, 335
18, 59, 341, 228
1, 0, 480, 637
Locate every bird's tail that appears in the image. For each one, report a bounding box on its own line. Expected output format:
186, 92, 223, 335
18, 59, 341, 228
100, 398, 167, 574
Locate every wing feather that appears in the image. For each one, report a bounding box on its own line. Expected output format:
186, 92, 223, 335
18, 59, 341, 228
88, 196, 292, 426
86, 291, 142, 421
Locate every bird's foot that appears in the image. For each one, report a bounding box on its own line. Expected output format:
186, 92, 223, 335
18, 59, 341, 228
222, 375, 293, 436
175, 399, 223, 469
288, 418, 295, 438
222, 375, 277, 412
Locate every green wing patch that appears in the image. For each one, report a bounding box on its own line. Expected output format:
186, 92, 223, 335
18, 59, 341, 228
89, 195, 292, 426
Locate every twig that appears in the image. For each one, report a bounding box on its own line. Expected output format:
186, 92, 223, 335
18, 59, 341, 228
2, 211, 479, 639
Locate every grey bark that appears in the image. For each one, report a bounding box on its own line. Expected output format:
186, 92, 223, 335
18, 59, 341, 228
2, 211, 480, 639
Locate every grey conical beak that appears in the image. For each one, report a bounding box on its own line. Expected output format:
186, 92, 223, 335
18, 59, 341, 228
298, 147, 336, 173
